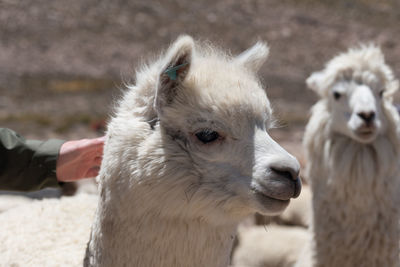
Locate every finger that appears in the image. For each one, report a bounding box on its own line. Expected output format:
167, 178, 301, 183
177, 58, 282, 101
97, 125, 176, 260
79, 137, 105, 153
81, 144, 104, 158
89, 140, 105, 155
90, 136, 106, 148
97, 136, 106, 142
94, 156, 103, 165
85, 166, 101, 178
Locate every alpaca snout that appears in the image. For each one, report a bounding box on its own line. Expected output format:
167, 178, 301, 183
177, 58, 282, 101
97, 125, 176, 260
351, 110, 379, 142
252, 163, 301, 202
357, 111, 375, 125
269, 166, 302, 199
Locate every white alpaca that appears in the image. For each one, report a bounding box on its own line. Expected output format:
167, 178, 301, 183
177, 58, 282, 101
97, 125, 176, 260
299, 45, 400, 267
232, 45, 400, 267
0, 36, 301, 267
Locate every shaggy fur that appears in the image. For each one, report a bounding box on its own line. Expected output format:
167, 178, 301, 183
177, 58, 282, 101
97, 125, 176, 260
0, 195, 32, 213
0, 36, 301, 267
0, 193, 97, 266
85, 35, 301, 267
297, 45, 400, 267
233, 224, 309, 267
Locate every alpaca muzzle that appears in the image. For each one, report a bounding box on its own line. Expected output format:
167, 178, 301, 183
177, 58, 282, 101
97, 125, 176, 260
269, 166, 302, 199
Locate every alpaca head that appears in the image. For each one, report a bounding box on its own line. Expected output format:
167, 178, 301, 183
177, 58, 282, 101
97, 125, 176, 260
306, 45, 399, 144
109, 36, 301, 225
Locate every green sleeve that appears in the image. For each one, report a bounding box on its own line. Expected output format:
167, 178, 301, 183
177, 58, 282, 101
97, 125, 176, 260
0, 128, 65, 192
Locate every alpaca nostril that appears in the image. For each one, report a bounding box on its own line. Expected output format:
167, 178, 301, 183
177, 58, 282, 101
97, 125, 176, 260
358, 111, 375, 123
270, 167, 299, 181
270, 166, 302, 198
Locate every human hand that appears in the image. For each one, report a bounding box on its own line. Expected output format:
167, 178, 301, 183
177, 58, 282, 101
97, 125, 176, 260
56, 136, 105, 182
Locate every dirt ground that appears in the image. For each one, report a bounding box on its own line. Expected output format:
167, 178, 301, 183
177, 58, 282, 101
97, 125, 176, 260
1, 0, 400, 172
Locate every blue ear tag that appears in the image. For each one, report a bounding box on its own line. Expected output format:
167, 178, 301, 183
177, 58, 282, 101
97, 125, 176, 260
164, 62, 188, 81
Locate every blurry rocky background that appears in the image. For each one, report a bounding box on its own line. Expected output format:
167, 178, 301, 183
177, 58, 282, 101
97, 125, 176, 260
1, 0, 399, 170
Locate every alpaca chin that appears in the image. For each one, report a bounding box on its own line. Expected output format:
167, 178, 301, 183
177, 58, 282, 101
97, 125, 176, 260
352, 129, 378, 143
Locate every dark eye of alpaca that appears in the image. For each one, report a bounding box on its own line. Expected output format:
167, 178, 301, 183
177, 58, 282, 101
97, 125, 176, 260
379, 90, 384, 98
195, 129, 220, 144
333, 91, 341, 100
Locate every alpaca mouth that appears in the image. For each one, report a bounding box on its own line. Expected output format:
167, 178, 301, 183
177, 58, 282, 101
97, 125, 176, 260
251, 187, 291, 214
251, 179, 299, 202
354, 127, 376, 140
251, 174, 301, 201
252, 189, 292, 203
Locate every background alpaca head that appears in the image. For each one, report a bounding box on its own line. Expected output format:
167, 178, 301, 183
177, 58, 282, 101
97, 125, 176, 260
306, 45, 399, 144
104, 36, 301, 225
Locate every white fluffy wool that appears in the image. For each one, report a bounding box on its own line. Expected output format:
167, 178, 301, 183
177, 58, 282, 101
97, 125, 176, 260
298, 45, 400, 267
233, 224, 309, 267
0, 193, 97, 267
0, 195, 33, 213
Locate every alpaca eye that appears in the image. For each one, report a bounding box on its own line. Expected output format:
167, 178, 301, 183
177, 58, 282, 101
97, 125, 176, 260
195, 129, 220, 144
379, 90, 384, 98
333, 91, 341, 100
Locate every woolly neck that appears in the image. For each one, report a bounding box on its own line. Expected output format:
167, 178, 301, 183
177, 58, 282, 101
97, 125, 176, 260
85, 195, 237, 267
303, 100, 400, 267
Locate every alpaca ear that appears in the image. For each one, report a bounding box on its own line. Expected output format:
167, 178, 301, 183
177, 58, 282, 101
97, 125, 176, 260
306, 71, 326, 95
155, 35, 194, 114
235, 42, 269, 73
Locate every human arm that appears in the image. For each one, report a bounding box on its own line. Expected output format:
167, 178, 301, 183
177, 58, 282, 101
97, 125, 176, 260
0, 128, 65, 191
0, 128, 104, 191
